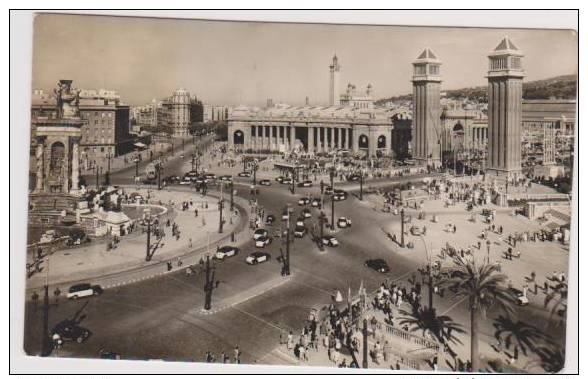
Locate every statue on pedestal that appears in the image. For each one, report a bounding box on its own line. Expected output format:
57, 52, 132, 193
54, 79, 80, 119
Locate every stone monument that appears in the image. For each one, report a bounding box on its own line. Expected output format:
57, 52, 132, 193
29, 80, 85, 226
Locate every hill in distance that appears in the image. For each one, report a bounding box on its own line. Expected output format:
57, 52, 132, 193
375, 74, 577, 105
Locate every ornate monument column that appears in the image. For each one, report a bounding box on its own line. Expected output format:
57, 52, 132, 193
34, 141, 45, 193
71, 139, 80, 191
308, 127, 314, 153
412, 48, 442, 168
486, 37, 524, 179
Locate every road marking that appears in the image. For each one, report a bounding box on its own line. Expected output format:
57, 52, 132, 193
231, 306, 286, 332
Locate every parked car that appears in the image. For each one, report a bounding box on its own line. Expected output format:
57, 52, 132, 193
324, 186, 334, 195
365, 259, 390, 273
321, 236, 339, 247
219, 175, 232, 183
215, 246, 240, 260
298, 180, 313, 188
246, 252, 271, 265
347, 174, 361, 182
266, 215, 276, 225
294, 226, 307, 238
333, 189, 348, 201
51, 320, 92, 344
311, 198, 322, 208
282, 178, 293, 185
410, 226, 423, 236
301, 209, 312, 219
275, 176, 285, 183
204, 173, 216, 180
282, 210, 290, 221
298, 197, 311, 206
253, 229, 269, 240
295, 217, 305, 227
259, 179, 271, 186
509, 288, 530, 306
179, 177, 192, 185
238, 171, 252, 177
67, 283, 103, 299
337, 217, 352, 228
255, 236, 272, 248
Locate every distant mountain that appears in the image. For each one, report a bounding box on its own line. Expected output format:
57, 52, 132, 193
374, 74, 577, 105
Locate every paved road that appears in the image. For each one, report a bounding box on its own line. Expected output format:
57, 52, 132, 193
24, 144, 564, 369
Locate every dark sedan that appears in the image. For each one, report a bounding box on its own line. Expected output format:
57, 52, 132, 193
365, 259, 390, 273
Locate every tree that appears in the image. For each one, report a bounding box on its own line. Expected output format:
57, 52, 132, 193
492, 315, 551, 358
544, 280, 567, 327
440, 256, 517, 372
398, 302, 465, 347
533, 344, 565, 373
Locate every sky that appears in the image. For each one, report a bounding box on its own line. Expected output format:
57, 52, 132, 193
31, 13, 578, 107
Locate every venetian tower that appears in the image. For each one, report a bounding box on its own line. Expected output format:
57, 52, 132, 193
329, 54, 341, 106
486, 37, 524, 179
412, 48, 442, 167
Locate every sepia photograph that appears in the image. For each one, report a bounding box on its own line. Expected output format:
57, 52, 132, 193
15, 11, 577, 374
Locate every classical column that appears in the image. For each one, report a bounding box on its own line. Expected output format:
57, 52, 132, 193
290, 126, 296, 149
281, 126, 285, 147
35, 141, 44, 193
268, 125, 274, 151
71, 140, 80, 191
347, 128, 352, 150
308, 126, 314, 153
259, 125, 264, 149
318, 127, 323, 152
352, 130, 359, 153
328, 128, 334, 151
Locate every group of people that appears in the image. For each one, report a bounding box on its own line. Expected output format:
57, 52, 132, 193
203, 346, 241, 364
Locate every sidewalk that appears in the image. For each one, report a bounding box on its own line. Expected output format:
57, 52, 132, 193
26, 187, 249, 291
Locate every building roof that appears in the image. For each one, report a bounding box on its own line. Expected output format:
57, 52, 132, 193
494, 37, 519, 51
417, 48, 437, 60
229, 104, 394, 123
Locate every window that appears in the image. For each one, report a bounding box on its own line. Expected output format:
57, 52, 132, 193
414, 64, 426, 76
429, 65, 439, 75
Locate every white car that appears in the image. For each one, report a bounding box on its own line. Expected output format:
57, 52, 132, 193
296, 219, 305, 227
311, 199, 321, 208
238, 171, 252, 177
179, 177, 192, 185
294, 226, 306, 238
282, 178, 293, 185
253, 229, 268, 240
302, 209, 312, 219
337, 217, 352, 228
255, 236, 272, 248
321, 236, 339, 247
298, 197, 311, 206
67, 283, 103, 299
246, 252, 271, 265
298, 180, 313, 188
259, 179, 271, 186
282, 211, 290, 221
215, 246, 240, 260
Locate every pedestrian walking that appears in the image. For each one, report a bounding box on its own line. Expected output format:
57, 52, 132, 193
233, 345, 241, 364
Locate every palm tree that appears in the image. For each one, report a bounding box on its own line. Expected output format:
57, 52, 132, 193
533, 343, 565, 373
544, 280, 567, 327
440, 255, 517, 372
492, 315, 552, 359
398, 301, 465, 347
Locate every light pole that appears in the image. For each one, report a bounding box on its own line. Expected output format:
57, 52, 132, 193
330, 195, 335, 231
105, 153, 112, 186
230, 180, 234, 211
486, 239, 491, 263
251, 160, 258, 186
41, 256, 51, 356
143, 209, 154, 261
203, 253, 216, 310
282, 206, 291, 276
157, 161, 163, 190
419, 235, 435, 310
218, 183, 225, 233
400, 208, 405, 248
359, 170, 364, 201
362, 318, 368, 369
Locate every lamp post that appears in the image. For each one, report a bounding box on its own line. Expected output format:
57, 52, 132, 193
419, 235, 435, 310
105, 153, 112, 185
143, 209, 154, 261
319, 211, 326, 248
41, 256, 51, 356
157, 161, 163, 190
486, 239, 491, 263
330, 195, 335, 231
218, 183, 225, 233
230, 180, 234, 211
251, 160, 258, 186
362, 318, 368, 369
400, 208, 405, 248
203, 253, 216, 311
282, 206, 291, 276
359, 169, 364, 201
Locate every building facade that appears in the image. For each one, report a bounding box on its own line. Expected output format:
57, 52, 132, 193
203, 104, 230, 123
486, 37, 524, 178
228, 104, 410, 158
31, 87, 132, 164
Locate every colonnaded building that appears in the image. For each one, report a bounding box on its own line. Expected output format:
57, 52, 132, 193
227, 54, 412, 158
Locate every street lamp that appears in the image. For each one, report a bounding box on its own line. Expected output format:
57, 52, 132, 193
330, 195, 335, 231
359, 169, 364, 201
230, 180, 234, 211
156, 161, 163, 190
143, 209, 155, 261
281, 205, 292, 276
486, 239, 491, 263
203, 254, 216, 310
251, 159, 259, 186
400, 208, 406, 248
